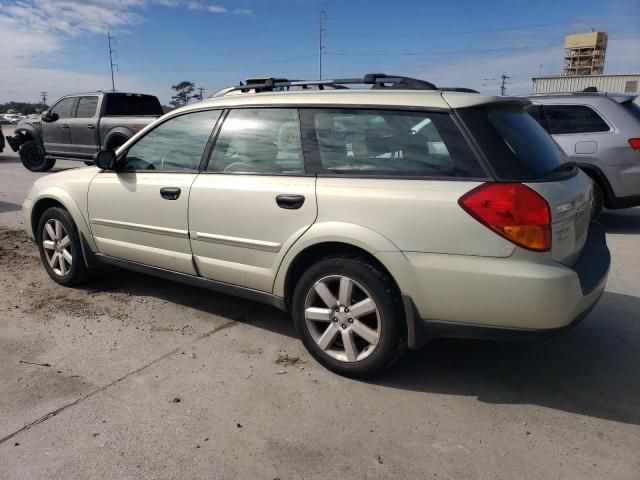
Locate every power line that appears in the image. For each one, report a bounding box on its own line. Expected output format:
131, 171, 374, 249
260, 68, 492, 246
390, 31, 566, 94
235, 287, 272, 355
108, 32, 118, 92
326, 0, 568, 21
327, 42, 561, 57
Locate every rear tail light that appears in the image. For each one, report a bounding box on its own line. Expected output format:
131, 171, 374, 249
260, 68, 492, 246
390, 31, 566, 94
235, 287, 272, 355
629, 138, 640, 150
459, 183, 551, 251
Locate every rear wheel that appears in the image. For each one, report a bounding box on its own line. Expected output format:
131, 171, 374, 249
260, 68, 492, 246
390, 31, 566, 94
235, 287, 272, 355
19, 140, 55, 172
36, 207, 89, 286
106, 135, 127, 151
292, 257, 404, 378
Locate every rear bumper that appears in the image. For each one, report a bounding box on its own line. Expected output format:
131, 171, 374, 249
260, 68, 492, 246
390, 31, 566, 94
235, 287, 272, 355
404, 222, 610, 349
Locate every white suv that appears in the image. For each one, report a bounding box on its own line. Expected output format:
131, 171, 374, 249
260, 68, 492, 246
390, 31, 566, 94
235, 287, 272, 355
23, 75, 610, 377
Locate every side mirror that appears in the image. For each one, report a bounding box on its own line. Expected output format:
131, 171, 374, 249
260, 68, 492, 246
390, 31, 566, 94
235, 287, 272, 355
42, 111, 59, 122
95, 150, 117, 170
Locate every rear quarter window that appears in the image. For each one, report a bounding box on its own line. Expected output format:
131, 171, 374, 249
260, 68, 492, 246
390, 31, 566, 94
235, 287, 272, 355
622, 101, 640, 122
543, 105, 610, 134
458, 105, 568, 181
302, 108, 487, 178
104, 94, 163, 116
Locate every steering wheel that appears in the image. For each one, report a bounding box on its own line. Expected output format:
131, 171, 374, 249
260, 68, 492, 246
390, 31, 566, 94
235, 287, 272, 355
224, 162, 260, 173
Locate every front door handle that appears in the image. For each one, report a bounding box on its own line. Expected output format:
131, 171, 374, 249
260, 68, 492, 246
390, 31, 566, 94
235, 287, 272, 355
87, 124, 95, 129
276, 194, 305, 210
160, 187, 181, 200
61, 124, 69, 129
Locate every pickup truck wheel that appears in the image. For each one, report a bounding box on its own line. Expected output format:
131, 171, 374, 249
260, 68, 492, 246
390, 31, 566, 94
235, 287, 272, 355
19, 140, 55, 172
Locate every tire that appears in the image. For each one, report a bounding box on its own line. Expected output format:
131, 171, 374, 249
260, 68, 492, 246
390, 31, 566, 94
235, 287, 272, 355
591, 181, 604, 220
19, 140, 55, 172
36, 207, 89, 286
292, 257, 405, 378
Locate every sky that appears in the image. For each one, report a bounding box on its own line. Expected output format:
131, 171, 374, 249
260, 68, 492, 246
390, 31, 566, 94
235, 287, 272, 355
0, 0, 638, 104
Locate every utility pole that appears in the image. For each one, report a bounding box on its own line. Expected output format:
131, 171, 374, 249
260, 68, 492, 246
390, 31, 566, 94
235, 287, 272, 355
319, 0, 326, 79
197, 87, 205, 101
40, 91, 47, 105
108, 32, 118, 92
500, 74, 510, 96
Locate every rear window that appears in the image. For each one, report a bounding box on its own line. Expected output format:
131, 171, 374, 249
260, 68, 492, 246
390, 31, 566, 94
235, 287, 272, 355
458, 105, 568, 181
303, 109, 486, 178
543, 105, 610, 134
104, 94, 163, 116
622, 101, 640, 122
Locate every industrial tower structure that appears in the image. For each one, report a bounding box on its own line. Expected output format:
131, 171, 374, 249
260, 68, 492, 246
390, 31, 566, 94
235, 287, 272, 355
562, 31, 607, 76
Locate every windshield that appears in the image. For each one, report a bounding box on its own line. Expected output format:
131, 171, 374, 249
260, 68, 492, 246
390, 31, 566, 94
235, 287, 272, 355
458, 105, 569, 181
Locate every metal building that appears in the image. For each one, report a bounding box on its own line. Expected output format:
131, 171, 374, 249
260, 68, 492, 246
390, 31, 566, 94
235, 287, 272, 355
562, 32, 608, 76
531, 74, 640, 104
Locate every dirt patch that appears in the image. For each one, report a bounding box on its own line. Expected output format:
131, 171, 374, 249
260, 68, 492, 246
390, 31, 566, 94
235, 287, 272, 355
27, 293, 108, 320
0, 227, 39, 269
275, 353, 304, 367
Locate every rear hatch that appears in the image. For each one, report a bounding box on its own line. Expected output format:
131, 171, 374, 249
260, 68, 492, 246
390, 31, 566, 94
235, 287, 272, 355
453, 98, 592, 266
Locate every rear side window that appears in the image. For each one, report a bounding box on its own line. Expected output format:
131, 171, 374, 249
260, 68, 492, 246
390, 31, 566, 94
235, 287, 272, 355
208, 108, 303, 174
303, 109, 486, 178
458, 105, 567, 181
51, 97, 77, 119
104, 94, 163, 116
76, 96, 98, 118
543, 105, 609, 134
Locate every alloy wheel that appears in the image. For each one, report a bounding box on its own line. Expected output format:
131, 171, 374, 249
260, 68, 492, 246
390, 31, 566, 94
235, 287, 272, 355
304, 275, 381, 362
42, 219, 73, 276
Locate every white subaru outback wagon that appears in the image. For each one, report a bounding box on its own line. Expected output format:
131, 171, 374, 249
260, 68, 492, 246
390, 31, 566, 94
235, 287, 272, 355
23, 74, 610, 377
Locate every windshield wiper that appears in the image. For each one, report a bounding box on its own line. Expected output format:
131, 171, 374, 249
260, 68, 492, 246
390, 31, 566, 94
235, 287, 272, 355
545, 161, 577, 176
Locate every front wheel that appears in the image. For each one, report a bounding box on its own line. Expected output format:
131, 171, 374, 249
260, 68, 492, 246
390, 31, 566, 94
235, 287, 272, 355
19, 140, 55, 172
36, 207, 89, 286
292, 257, 404, 378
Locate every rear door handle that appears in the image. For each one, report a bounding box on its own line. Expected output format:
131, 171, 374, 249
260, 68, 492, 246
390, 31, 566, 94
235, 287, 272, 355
61, 124, 69, 129
160, 187, 181, 200
87, 124, 95, 129
276, 194, 305, 210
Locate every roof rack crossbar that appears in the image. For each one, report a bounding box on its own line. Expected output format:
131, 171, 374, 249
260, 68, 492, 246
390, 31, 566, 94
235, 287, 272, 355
211, 73, 438, 97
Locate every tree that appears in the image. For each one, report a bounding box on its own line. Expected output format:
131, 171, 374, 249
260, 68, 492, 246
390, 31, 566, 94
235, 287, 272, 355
170, 81, 199, 108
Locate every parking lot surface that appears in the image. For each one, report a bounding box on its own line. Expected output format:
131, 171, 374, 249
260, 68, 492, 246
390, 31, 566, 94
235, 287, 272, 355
1, 129, 639, 479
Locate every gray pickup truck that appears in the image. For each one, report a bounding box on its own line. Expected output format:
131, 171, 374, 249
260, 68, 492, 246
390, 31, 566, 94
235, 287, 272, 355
7, 92, 163, 171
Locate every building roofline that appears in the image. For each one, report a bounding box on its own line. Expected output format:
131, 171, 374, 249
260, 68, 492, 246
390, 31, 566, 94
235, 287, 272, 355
533, 73, 640, 80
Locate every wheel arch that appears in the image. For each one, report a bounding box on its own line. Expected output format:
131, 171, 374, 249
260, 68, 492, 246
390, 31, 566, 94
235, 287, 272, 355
11, 125, 43, 151
274, 222, 409, 304
577, 164, 615, 208
102, 127, 132, 151
30, 191, 96, 255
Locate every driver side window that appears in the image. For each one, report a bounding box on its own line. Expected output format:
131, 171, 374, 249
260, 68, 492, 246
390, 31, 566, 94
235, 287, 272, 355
123, 110, 221, 172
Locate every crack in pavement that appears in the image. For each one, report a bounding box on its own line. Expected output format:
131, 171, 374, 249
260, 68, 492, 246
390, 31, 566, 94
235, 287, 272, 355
0, 319, 239, 445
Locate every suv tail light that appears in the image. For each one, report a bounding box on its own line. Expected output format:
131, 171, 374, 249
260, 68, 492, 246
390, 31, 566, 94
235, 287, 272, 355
629, 138, 640, 150
459, 183, 551, 251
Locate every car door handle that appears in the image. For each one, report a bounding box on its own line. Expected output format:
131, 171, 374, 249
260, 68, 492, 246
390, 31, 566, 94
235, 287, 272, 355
87, 124, 95, 129
276, 194, 305, 210
61, 124, 69, 129
160, 187, 181, 200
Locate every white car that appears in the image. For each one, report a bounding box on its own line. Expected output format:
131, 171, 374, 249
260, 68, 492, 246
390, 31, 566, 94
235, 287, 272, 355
23, 74, 610, 377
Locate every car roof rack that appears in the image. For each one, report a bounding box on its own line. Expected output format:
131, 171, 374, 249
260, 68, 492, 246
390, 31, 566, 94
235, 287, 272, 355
210, 73, 438, 97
